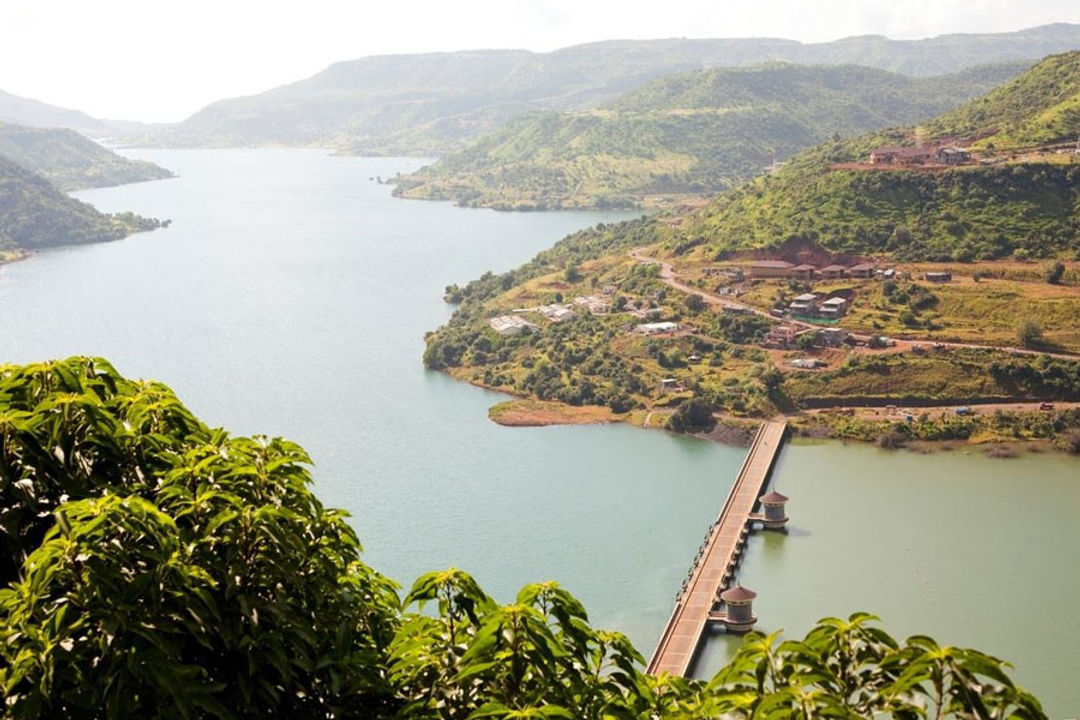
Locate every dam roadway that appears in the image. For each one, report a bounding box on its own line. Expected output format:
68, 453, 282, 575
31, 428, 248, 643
646, 420, 788, 677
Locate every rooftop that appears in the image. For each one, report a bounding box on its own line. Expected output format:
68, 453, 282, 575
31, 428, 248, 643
760, 490, 788, 504
720, 585, 758, 602
751, 260, 795, 269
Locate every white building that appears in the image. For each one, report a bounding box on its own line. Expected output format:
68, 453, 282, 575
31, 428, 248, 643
635, 321, 679, 335
489, 315, 537, 336
538, 304, 575, 322
573, 295, 610, 315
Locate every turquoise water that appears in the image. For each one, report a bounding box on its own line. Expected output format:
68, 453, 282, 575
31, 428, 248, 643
0, 149, 1076, 716
0, 149, 745, 653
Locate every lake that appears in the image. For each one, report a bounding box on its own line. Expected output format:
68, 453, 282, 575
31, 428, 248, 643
1, 149, 1076, 716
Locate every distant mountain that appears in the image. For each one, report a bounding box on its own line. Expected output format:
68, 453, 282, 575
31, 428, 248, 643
672, 51, 1080, 262
392, 62, 1031, 209
0, 155, 165, 253
140, 24, 1080, 154
0, 123, 174, 191
0, 89, 110, 138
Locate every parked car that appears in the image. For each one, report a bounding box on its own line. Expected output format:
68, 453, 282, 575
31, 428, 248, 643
1039, 402, 1056, 411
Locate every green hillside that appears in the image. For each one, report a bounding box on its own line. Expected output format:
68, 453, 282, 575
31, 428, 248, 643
140, 24, 1080, 153
674, 52, 1080, 262
393, 62, 1030, 209
927, 51, 1080, 147
0, 155, 165, 252
0, 123, 173, 191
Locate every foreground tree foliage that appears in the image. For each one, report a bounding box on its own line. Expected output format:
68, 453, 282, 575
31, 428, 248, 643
0, 359, 1049, 718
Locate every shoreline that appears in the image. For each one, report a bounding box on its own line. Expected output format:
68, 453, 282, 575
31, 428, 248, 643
479, 388, 1080, 456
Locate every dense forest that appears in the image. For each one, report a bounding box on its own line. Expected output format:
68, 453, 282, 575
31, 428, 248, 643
0, 358, 1050, 718
394, 62, 1029, 209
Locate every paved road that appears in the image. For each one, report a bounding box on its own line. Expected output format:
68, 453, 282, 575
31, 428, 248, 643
629, 248, 1080, 362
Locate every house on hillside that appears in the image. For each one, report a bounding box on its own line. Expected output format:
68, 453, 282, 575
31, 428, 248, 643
849, 262, 876, 279
821, 328, 850, 347
764, 325, 800, 348
820, 264, 846, 280
925, 271, 952, 283
792, 264, 816, 280
789, 292, 819, 314
658, 378, 686, 394
489, 315, 537, 336
869, 145, 934, 166
538, 304, 575, 322
819, 296, 848, 318
937, 146, 971, 165
635, 321, 679, 335
749, 260, 795, 278
573, 295, 610, 315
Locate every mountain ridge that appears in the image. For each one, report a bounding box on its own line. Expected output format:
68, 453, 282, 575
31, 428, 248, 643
391, 61, 1032, 209
130, 23, 1080, 153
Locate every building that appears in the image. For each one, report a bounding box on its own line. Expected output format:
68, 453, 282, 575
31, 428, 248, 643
489, 315, 537, 336
819, 264, 846, 280
538, 304, 575, 322
573, 295, 610, 315
788, 292, 819, 314
635, 321, 679, 335
749, 260, 795, 278
821, 327, 850, 347
765, 325, 799, 347
791, 357, 824, 369
722, 304, 750, 316
849, 263, 876, 279
658, 378, 685, 394
758, 491, 789, 530
717, 585, 757, 633
925, 271, 952, 283
869, 145, 934, 166
819, 296, 848, 318
937, 146, 971, 165
791, 264, 816, 280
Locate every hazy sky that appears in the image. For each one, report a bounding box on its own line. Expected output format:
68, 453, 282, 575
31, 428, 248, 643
2, 0, 1078, 122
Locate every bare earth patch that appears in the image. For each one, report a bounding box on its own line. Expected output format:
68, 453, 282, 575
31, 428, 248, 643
488, 400, 619, 427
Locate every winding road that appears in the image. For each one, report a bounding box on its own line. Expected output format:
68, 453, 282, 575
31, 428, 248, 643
629, 247, 1080, 362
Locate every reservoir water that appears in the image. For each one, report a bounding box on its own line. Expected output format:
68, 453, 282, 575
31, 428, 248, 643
0, 149, 1076, 716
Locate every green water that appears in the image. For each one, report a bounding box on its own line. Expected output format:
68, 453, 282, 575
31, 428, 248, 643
0, 149, 1076, 716
695, 441, 1080, 716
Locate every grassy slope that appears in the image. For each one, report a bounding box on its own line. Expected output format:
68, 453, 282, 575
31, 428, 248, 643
0, 124, 173, 191
0, 155, 163, 251
676, 52, 1080, 262
393, 63, 1029, 209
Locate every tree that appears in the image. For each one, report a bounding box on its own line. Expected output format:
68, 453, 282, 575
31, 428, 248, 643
1017, 320, 1044, 348
0, 358, 400, 718
0, 358, 1053, 720
667, 397, 716, 432
684, 293, 706, 313
1045, 260, 1066, 285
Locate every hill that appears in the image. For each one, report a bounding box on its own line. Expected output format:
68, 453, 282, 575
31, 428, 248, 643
392, 62, 1030, 210
0, 88, 110, 138
138, 24, 1080, 153
0, 123, 174, 191
0, 155, 165, 254
673, 51, 1080, 262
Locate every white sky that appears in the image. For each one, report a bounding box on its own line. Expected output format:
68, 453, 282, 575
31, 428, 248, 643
1, 0, 1078, 123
